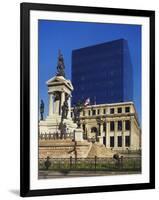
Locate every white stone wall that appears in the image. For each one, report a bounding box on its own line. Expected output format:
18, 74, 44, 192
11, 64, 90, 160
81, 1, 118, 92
71, 102, 141, 151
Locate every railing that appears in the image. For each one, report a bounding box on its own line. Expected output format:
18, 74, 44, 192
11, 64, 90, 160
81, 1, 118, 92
39, 132, 74, 140
39, 156, 141, 172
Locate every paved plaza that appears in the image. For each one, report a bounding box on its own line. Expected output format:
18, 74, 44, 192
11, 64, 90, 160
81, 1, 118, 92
39, 170, 141, 179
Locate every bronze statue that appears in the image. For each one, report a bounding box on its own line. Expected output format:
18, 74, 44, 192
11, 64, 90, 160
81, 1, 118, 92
73, 101, 83, 128
40, 99, 44, 120
56, 50, 65, 77
59, 95, 69, 139
61, 96, 69, 120
60, 123, 67, 139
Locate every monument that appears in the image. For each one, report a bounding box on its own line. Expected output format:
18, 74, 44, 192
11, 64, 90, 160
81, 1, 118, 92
39, 51, 83, 141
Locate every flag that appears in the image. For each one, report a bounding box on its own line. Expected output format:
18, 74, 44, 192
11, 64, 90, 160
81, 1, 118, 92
84, 98, 90, 106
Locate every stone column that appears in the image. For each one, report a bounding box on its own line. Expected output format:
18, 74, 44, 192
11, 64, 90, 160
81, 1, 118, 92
106, 121, 110, 148
52, 94, 55, 114
114, 121, 118, 148
54, 99, 60, 115
87, 125, 90, 138
100, 123, 103, 136
122, 120, 125, 149
60, 91, 65, 114
85, 123, 88, 139
130, 116, 134, 149
67, 95, 71, 118
98, 122, 104, 144
48, 93, 53, 116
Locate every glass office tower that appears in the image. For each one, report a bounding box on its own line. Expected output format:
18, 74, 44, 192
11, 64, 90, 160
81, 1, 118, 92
71, 39, 133, 105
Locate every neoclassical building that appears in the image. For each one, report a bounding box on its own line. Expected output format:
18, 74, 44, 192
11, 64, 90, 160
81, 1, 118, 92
71, 102, 141, 151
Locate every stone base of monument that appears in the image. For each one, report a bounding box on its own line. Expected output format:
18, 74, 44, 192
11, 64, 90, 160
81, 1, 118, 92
63, 118, 77, 130
74, 128, 83, 142
39, 115, 77, 135
39, 139, 92, 158
39, 139, 115, 158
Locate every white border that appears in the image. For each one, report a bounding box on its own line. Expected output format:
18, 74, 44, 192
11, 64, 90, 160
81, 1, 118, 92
30, 10, 150, 190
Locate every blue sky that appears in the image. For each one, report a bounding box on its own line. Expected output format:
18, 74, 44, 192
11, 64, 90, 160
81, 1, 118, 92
38, 20, 141, 124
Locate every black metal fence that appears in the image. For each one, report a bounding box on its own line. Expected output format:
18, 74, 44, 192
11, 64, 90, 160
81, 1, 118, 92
39, 156, 141, 172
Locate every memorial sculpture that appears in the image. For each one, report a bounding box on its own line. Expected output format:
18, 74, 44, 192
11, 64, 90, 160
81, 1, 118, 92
61, 95, 69, 120
56, 50, 65, 77
40, 99, 44, 120
39, 50, 83, 141
73, 101, 84, 128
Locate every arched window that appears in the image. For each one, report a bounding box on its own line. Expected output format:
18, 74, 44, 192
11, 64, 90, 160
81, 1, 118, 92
91, 127, 98, 133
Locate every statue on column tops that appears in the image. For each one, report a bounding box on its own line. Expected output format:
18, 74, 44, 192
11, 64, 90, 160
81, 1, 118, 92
73, 101, 84, 128
56, 49, 65, 77
40, 99, 44, 120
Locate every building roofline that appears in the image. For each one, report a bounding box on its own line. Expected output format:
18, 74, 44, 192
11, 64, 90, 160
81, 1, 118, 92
84, 101, 134, 108
72, 38, 127, 52
71, 101, 140, 128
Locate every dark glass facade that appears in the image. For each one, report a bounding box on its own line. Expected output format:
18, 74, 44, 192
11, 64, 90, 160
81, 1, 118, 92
71, 39, 133, 105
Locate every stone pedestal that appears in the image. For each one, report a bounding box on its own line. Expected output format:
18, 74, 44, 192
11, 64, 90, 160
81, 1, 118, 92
74, 128, 83, 142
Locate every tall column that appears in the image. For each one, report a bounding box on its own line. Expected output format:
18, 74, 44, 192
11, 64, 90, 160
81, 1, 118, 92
61, 92, 65, 109
114, 121, 118, 148
130, 116, 134, 149
122, 120, 125, 149
100, 123, 103, 136
98, 122, 104, 144
85, 124, 88, 139
48, 93, 53, 116
106, 121, 110, 148
54, 99, 60, 115
68, 96, 71, 118
86, 125, 89, 138
52, 95, 55, 114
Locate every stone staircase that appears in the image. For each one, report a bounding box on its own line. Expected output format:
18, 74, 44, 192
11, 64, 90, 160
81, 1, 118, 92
87, 143, 116, 158
39, 139, 116, 159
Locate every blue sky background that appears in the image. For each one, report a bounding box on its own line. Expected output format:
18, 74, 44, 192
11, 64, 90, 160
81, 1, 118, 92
38, 20, 141, 124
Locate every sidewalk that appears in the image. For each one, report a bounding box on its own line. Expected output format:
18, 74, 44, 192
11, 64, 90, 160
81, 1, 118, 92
38, 170, 141, 179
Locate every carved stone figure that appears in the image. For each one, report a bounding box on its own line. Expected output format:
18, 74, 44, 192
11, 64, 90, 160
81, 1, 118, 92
73, 102, 83, 128
40, 99, 44, 120
60, 123, 67, 139
61, 96, 69, 120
